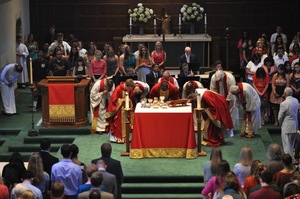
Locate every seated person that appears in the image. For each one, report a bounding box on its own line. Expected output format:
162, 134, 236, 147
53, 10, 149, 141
178, 63, 194, 78
126, 67, 137, 76
146, 63, 162, 89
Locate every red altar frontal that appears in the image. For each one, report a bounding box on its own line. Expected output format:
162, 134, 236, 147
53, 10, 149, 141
130, 103, 198, 159
38, 76, 90, 128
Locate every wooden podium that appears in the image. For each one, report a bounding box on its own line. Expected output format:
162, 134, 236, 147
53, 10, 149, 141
38, 76, 90, 128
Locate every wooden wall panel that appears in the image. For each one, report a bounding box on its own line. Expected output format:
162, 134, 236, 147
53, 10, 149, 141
30, 0, 300, 72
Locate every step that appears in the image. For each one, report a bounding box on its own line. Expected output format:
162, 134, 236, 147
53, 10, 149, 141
38, 128, 90, 135
23, 137, 75, 144
122, 193, 204, 199
124, 176, 203, 183
0, 152, 36, 162
0, 129, 20, 135
0, 140, 4, 146
8, 144, 61, 152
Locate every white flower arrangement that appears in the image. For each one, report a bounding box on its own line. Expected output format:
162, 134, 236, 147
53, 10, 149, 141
128, 3, 154, 24
180, 3, 204, 23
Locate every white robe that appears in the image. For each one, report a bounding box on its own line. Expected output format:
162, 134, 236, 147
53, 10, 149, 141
278, 96, 298, 158
0, 64, 20, 114
237, 83, 262, 133
90, 79, 115, 132
210, 71, 239, 128
133, 80, 150, 99
16, 43, 29, 84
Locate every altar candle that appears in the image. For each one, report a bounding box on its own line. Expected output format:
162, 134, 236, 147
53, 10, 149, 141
197, 93, 201, 109
129, 16, 132, 25
125, 92, 129, 109
30, 58, 33, 85
204, 13, 207, 25
154, 18, 156, 26
179, 14, 181, 25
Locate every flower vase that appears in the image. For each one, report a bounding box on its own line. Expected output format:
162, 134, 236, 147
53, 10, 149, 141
139, 24, 144, 35
190, 23, 195, 34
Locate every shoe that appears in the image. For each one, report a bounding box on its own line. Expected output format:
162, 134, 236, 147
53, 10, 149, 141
96, 131, 103, 135
245, 134, 254, 138
11, 113, 20, 115
32, 107, 37, 112
1, 111, 12, 117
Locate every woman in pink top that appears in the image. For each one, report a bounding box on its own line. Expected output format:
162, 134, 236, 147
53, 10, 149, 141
90, 50, 107, 82
151, 41, 166, 71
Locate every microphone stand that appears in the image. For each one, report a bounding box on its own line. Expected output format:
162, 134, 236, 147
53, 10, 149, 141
28, 84, 39, 136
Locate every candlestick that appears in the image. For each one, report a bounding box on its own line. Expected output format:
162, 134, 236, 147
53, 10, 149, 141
154, 18, 156, 26
125, 92, 129, 109
129, 16, 132, 26
197, 93, 201, 109
204, 13, 207, 25
30, 58, 33, 85
179, 14, 181, 25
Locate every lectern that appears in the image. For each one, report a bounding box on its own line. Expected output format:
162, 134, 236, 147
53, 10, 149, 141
38, 76, 90, 128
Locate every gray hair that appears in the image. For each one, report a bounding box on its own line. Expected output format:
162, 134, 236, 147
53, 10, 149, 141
284, 87, 293, 97
267, 143, 283, 161
215, 70, 225, 81
229, 85, 239, 94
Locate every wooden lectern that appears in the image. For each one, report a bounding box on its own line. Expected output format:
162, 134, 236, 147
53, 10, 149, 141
38, 76, 90, 128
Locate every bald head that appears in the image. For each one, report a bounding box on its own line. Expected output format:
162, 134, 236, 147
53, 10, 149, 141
185, 47, 191, 55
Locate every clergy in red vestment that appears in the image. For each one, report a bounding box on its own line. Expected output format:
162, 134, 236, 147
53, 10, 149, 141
195, 89, 234, 146
149, 80, 179, 101
106, 79, 135, 143
157, 70, 179, 88
182, 80, 204, 98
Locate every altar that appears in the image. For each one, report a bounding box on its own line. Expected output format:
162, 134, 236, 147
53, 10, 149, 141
122, 34, 212, 69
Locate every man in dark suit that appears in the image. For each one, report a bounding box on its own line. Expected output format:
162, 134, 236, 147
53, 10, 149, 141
91, 143, 124, 199
39, 138, 59, 175
146, 63, 162, 89
179, 46, 198, 73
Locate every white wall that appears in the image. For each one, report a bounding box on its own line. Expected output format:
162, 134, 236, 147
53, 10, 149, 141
0, 0, 30, 68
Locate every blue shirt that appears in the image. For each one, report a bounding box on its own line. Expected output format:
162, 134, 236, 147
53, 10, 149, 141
51, 158, 82, 196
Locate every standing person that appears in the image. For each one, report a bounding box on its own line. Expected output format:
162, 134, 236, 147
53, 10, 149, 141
96, 160, 117, 198
203, 147, 223, 184
290, 62, 300, 102
39, 138, 59, 176
25, 33, 39, 61
16, 35, 29, 88
229, 83, 261, 138
32, 50, 49, 111
50, 182, 65, 199
151, 41, 166, 71
90, 78, 114, 134
119, 45, 136, 76
237, 31, 249, 75
48, 33, 71, 57
0, 63, 23, 116
146, 63, 162, 89
44, 25, 56, 45
242, 39, 255, 82
135, 46, 153, 82
273, 154, 294, 192
70, 144, 87, 184
179, 46, 198, 73
243, 160, 264, 197
105, 79, 135, 143
103, 46, 119, 85
91, 143, 124, 199
233, 146, 253, 187
270, 26, 288, 55
49, 50, 70, 76
72, 57, 89, 79
90, 50, 107, 82
278, 87, 298, 158
68, 46, 79, 72
77, 41, 87, 59
51, 144, 82, 198
246, 53, 262, 86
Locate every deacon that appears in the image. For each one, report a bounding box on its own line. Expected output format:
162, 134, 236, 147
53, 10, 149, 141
0, 64, 23, 116
106, 79, 135, 143
229, 82, 261, 138
90, 78, 114, 134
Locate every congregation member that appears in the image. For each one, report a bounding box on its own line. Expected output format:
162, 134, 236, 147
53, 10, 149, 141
70, 144, 88, 184
90, 50, 107, 82
90, 78, 114, 134
233, 146, 253, 187
16, 35, 29, 88
119, 45, 136, 76
157, 70, 179, 88
96, 160, 118, 198
50, 182, 65, 199
68, 46, 80, 71
179, 46, 198, 73
49, 50, 70, 76
270, 26, 288, 54
194, 88, 233, 146
282, 170, 300, 197
177, 63, 194, 78
51, 144, 82, 198
203, 147, 223, 184
78, 165, 99, 194
72, 57, 89, 79
135, 45, 153, 82
290, 62, 300, 102
78, 172, 113, 199
0, 177, 9, 199
265, 143, 284, 176
273, 46, 289, 67
229, 83, 261, 138
273, 154, 294, 192
32, 50, 49, 111
246, 53, 263, 86
106, 79, 135, 143
11, 183, 33, 199
149, 81, 179, 102
48, 33, 71, 57
39, 138, 59, 176
91, 143, 124, 199
278, 87, 298, 158
11, 170, 43, 199
151, 41, 166, 71
103, 46, 120, 85
243, 160, 264, 197
44, 25, 56, 45
146, 63, 162, 89
0, 63, 23, 116
77, 41, 88, 59
25, 33, 39, 61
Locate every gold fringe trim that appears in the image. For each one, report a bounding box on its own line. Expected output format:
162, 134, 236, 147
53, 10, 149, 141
49, 104, 75, 122
130, 148, 198, 159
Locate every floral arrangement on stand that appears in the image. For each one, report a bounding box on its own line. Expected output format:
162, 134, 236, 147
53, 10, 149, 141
180, 2, 204, 34
128, 3, 154, 34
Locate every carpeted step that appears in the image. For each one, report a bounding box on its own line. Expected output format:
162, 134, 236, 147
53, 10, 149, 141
38, 128, 90, 135
0, 129, 20, 135
0, 152, 43, 162
23, 137, 75, 144
122, 193, 204, 199
124, 176, 203, 183
0, 140, 4, 146
8, 144, 61, 152
122, 182, 204, 194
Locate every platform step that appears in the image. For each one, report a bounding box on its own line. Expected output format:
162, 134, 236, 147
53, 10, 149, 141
124, 176, 203, 183
23, 137, 75, 144
38, 128, 90, 135
8, 144, 61, 152
0, 129, 20, 135
122, 193, 204, 199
